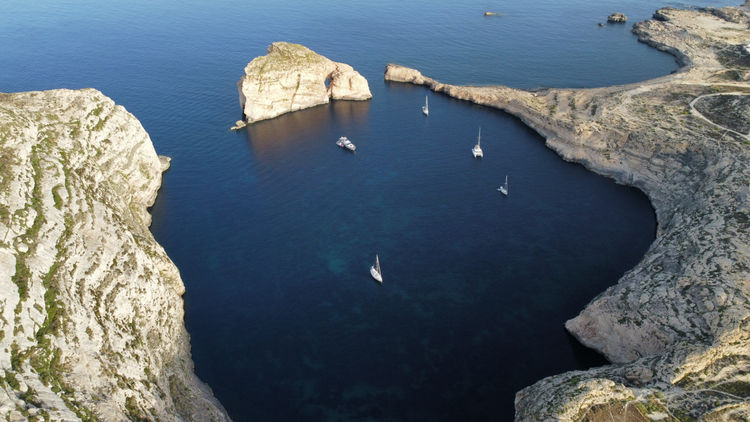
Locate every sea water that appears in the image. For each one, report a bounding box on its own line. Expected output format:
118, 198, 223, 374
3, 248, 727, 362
0, 0, 737, 419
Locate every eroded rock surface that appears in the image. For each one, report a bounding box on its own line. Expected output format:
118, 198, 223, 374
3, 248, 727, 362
607, 12, 628, 23
0, 89, 229, 421
386, 3, 749, 420
237, 42, 372, 124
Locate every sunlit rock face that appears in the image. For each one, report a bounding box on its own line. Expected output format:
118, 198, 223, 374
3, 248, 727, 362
238, 42, 371, 124
0, 89, 229, 421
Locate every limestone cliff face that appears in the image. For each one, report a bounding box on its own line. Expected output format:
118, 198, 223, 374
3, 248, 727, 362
237, 42, 372, 124
0, 89, 228, 421
387, 3, 749, 421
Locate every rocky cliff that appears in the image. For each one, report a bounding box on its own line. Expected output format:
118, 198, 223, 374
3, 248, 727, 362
387, 3, 749, 421
237, 42, 372, 124
0, 89, 229, 421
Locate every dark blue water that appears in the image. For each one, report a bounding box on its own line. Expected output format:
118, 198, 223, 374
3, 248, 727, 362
1, 0, 737, 420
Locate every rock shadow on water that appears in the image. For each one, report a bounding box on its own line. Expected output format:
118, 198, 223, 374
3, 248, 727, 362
329, 97, 372, 124
243, 100, 371, 159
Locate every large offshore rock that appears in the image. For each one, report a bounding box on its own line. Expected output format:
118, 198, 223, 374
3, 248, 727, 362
0, 89, 229, 421
237, 42, 372, 124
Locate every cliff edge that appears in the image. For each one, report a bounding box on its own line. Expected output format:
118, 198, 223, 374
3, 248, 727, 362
237, 42, 372, 124
0, 89, 229, 421
386, 3, 749, 421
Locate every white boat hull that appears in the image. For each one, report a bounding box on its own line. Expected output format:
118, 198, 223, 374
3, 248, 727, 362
473, 127, 483, 158
337, 136, 356, 151
422, 106, 429, 116
370, 266, 383, 283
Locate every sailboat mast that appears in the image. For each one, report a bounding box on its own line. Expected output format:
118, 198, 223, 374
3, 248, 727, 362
478, 127, 481, 146
375, 254, 380, 273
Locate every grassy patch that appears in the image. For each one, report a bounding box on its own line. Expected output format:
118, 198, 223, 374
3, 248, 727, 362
716, 45, 750, 69
92, 114, 110, 132
125, 396, 148, 422
52, 185, 64, 210
4, 370, 20, 390
10, 342, 23, 370
713, 381, 750, 398
12, 258, 30, 300
693, 94, 750, 134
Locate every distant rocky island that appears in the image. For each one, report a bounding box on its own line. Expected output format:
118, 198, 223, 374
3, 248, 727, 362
0, 89, 228, 420
236, 42, 372, 126
607, 12, 628, 23
387, 3, 749, 420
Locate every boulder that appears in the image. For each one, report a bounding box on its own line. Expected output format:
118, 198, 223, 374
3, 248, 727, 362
607, 12, 628, 23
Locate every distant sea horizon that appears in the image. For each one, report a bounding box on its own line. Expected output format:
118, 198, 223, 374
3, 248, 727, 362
1, 0, 740, 419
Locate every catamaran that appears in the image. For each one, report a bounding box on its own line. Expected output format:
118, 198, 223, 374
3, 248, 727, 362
336, 136, 356, 151
370, 254, 383, 283
472, 127, 483, 158
498, 175, 508, 196
422, 96, 429, 116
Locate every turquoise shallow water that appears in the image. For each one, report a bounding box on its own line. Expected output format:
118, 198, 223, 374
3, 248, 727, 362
0, 0, 738, 420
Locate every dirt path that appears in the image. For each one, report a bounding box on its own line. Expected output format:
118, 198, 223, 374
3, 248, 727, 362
689, 91, 750, 140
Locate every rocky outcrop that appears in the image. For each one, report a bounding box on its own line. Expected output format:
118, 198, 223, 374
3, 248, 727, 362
607, 12, 628, 23
0, 89, 229, 421
387, 3, 750, 421
237, 42, 372, 124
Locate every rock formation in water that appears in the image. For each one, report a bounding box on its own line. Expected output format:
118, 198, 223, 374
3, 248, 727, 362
237, 42, 372, 124
0, 89, 229, 421
386, 3, 750, 421
607, 12, 627, 23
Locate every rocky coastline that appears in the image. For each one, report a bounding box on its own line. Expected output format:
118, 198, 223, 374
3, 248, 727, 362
0, 89, 229, 421
387, 3, 749, 420
237, 42, 372, 124
1, 2, 747, 420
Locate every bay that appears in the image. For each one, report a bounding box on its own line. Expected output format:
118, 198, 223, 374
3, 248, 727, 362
0, 0, 736, 419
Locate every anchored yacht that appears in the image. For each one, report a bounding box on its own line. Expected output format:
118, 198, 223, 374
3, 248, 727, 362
370, 254, 383, 283
336, 136, 356, 151
472, 127, 483, 158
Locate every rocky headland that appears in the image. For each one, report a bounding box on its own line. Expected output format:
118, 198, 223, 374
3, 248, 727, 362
0, 89, 228, 421
237, 42, 372, 124
387, 3, 749, 421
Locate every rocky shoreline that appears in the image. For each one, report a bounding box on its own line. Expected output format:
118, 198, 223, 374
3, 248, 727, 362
387, 3, 749, 420
1, 3, 747, 421
0, 89, 228, 421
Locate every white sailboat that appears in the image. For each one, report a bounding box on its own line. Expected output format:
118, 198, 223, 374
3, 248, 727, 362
370, 254, 383, 283
422, 96, 429, 116
472, 127, 483, 158
498, 175, 508, 196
